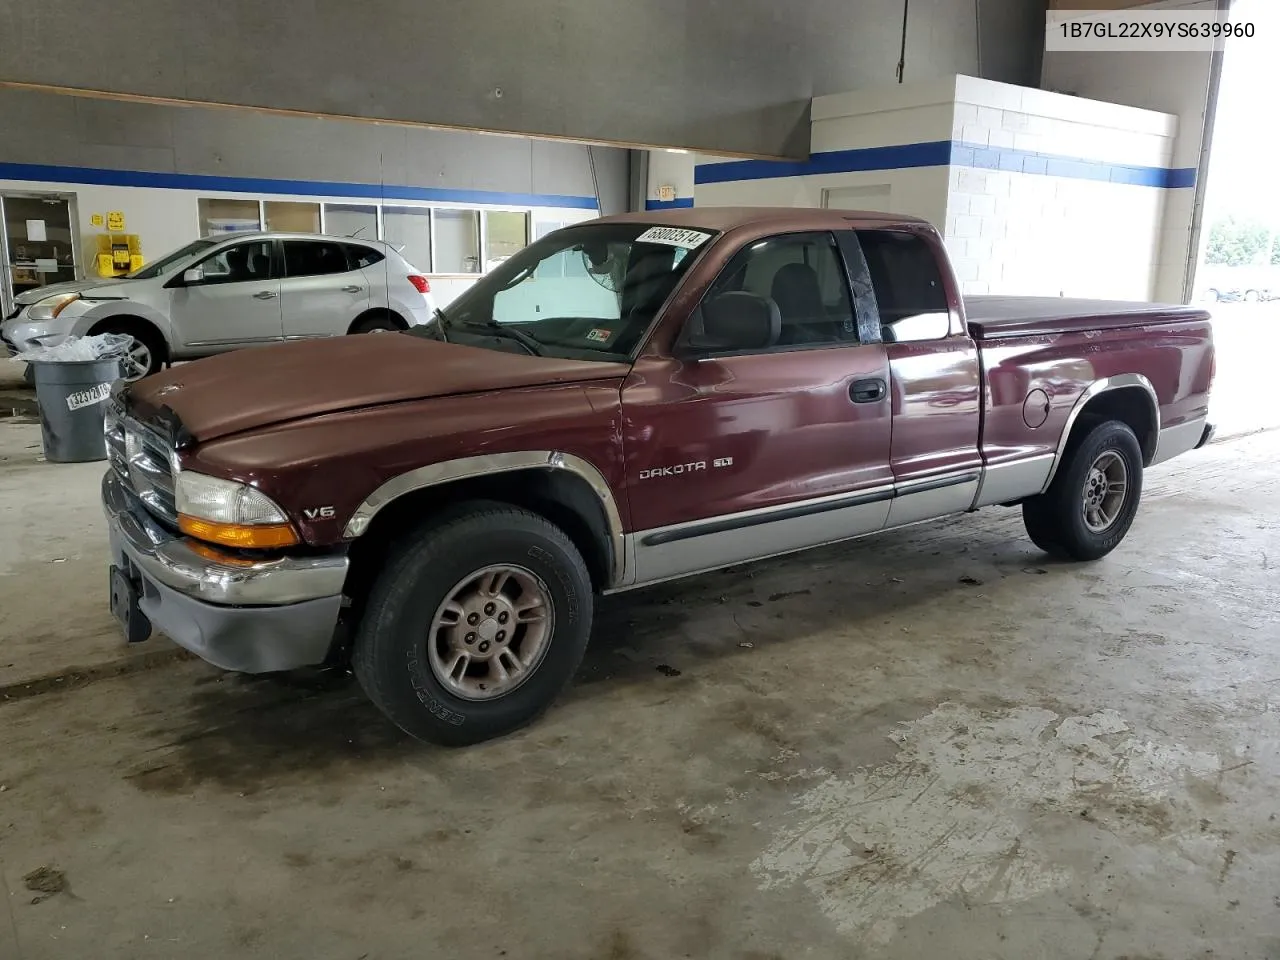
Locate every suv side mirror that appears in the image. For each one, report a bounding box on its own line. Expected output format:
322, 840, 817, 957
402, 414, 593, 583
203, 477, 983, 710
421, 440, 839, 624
181, 267, 204, 285
676, 292, 781, 357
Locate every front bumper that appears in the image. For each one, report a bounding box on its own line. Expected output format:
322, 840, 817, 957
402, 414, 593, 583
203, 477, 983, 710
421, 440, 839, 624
1196, 422, 1217, 448
102, 470, 349, 673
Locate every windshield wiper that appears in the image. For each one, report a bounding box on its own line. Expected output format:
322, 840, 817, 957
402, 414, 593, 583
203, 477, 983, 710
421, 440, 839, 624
455, 318, 544, 356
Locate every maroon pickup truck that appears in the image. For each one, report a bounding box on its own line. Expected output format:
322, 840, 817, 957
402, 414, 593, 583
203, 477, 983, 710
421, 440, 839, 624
103, 208, 1215, 745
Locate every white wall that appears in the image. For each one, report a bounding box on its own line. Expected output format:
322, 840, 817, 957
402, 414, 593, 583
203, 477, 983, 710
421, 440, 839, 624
0, 179, 199, 280
945, 77, 1178, 300
1040, 0, 1216, 301
694, 79, 956, 226
645, 151, 696, 208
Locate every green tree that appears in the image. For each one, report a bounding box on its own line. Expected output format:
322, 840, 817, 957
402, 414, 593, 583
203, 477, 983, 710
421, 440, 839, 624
1205, 216, 1270, 266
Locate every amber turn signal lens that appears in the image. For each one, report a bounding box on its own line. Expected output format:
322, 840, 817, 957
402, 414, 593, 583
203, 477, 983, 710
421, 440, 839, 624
183, 539, 266, 567
178, 514, 300, 549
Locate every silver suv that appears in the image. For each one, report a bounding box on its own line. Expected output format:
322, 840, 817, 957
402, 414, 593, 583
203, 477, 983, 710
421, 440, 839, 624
2, 231, 437, 380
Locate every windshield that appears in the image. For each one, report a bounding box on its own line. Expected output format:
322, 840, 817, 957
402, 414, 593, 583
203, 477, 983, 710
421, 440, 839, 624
126, 238, 220, 280
432, 222, 715, 359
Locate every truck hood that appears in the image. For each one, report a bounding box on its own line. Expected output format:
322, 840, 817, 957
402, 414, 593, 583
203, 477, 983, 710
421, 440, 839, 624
15, 277, 130, 305
126, 333, 631, 442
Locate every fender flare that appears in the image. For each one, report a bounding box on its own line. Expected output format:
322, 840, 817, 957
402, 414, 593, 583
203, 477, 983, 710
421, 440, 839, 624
1040, 373, 1159, 493
343, 451, 626, 585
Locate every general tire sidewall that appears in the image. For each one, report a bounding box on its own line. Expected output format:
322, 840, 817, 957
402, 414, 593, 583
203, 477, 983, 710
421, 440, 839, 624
363, 517, 592, 741
1056, 422, 1143, 558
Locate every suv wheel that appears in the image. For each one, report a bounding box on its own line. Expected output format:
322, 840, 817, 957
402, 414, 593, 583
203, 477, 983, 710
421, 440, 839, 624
350, 314, 403, 334
95, 324, 165, 380
1022, 420, 1144, 561
353, 501, 594, 746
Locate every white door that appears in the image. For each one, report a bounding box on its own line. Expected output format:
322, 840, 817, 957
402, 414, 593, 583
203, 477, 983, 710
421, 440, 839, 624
168, 238, 282, 351
822, 185, 892, 212
280, 239, 370, 339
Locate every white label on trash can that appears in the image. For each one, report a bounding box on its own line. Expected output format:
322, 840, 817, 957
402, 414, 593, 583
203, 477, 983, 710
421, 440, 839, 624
66, 383, 112, 412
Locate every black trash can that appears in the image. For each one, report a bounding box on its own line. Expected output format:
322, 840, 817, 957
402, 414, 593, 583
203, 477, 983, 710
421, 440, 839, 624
30, 358, 124, 463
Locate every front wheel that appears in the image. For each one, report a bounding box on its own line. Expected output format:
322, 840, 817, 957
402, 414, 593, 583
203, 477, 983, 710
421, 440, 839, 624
352, 502, 594, 746
1022, 420, 1144, 561
94, 323, 165, 380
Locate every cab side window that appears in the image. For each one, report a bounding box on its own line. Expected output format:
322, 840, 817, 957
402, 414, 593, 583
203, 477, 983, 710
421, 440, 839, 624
190, 240, 275, 285
704, 232, 857, 349
856, 230, 951, 342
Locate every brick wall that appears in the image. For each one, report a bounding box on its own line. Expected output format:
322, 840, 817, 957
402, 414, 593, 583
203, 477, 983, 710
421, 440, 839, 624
944, 77, 1179, 300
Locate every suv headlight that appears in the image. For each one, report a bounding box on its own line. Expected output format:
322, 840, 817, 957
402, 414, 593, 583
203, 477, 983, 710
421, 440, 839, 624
175, 471, 299, 549
26, 293, 81, 321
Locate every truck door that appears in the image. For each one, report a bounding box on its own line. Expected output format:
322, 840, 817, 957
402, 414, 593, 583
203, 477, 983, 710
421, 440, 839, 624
849, 228, 982, 527
621, 230, 894, 586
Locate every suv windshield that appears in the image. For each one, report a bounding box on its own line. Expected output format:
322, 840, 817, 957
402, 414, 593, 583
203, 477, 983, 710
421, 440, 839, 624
126, 238, 220, 280
428, 222, 715, 359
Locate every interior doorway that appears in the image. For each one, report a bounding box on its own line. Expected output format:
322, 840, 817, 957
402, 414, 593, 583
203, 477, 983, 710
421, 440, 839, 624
1, 192, 80, 314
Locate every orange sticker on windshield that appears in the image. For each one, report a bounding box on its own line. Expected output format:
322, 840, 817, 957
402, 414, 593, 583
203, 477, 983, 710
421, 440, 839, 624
586, 328, 613, 343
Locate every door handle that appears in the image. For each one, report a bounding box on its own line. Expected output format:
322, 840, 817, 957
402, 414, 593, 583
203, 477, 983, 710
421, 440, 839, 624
849, 378, 887, 403
341, 285, 363, 294
253, 290, 277, 300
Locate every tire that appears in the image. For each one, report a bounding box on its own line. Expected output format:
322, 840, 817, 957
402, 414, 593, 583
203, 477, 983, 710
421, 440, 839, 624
350, 313, 404, 334
352, 501, 594, 746
1022, 420, 1144, 561
96, 322, 165, 380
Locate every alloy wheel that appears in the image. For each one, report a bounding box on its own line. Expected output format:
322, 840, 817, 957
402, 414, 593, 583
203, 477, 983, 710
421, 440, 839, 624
1081, 451, 1128, 533
426, 564, 554, 701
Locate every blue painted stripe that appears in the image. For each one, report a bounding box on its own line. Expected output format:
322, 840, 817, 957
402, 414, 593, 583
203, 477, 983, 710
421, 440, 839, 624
0, 161, 600, 209
954, 142, 1195, 188
695, 141, 953, 184
694, 140, 1196, 189
645, 197, 694, 210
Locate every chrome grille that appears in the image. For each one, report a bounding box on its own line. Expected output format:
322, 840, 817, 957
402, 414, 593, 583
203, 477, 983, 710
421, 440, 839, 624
106, 401, 178, 527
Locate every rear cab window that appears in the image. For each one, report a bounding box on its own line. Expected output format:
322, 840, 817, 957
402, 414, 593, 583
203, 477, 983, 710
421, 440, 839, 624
855, 230, 951, 342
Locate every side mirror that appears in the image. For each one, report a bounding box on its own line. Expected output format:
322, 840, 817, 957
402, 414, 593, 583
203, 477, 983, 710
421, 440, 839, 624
181, 267, 204, 285
676, 292, 781, 357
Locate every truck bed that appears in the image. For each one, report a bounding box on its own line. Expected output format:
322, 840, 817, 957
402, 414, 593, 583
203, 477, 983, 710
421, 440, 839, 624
965, 295, 1211, 341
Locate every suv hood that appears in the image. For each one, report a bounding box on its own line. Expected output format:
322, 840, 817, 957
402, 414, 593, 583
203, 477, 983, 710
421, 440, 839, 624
127, 333, 631, 442
15, 277, 130, 305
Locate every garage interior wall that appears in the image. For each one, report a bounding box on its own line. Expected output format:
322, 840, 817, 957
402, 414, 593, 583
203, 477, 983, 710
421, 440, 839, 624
0, 87, 629, 306
687, 75, 1191, 302
1041, 0, 1220, 302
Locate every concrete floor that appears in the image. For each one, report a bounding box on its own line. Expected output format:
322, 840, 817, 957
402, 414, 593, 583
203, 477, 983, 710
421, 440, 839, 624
1, 414, 1278, 959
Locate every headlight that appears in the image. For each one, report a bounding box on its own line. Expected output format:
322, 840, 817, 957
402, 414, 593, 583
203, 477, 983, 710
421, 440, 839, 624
26, 293, 81, 321
175, 471, 299, 549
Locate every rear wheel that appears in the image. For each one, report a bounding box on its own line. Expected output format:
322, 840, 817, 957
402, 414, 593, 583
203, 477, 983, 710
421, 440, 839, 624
350, 313, 405, 334
352, 502, 594, 746
1022, 420, 1143, 561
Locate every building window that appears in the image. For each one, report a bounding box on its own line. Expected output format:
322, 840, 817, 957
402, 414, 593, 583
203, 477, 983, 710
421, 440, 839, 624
263, 201, 320, 234
381, 206, 432, 273
483, 211, 529, 272
198, 198, 261, 236
435, 209, 481, 274
324, 203, 377, 241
